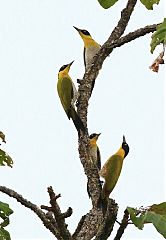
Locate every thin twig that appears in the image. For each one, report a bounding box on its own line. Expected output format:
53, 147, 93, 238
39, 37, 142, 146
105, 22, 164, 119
60, 207, 73, 219
0, 186, 63, 240
116, 220, 121, 225
47, 186, 72, 240
106, 23, 158, 50
113, 209, 129, 240
72, 215, 86, 239
41, 205, 52, 211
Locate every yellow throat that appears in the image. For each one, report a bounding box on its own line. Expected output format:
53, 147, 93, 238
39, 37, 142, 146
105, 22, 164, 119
79, 33, 100, 48
115, 146, 125, 159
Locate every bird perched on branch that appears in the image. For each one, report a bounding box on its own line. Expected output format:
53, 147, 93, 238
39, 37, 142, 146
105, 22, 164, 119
0, 131, 6, 145
89, 133, 101, 170
73, 26, 101, 71
57, 61, 85, 133
99, 135, 129, 199
73, 26, 101, 94
87, 133, 101, 198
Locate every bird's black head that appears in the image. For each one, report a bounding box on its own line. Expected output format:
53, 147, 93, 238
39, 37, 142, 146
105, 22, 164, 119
89, 133, 101, 140
89, 133, 96, 139
59, 61, 74, 72
59, 64, 68, 72
122, 135, 129, 158
80, 29, 91, 36
73, 26, 91, 36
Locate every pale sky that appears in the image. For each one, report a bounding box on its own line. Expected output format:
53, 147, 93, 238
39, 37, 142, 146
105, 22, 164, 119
0, 0, 165, 239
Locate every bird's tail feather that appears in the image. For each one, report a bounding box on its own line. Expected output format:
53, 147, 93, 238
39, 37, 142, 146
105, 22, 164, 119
101, 183, 110, 200
100, 183, 109, 215
70, 107, 85, 133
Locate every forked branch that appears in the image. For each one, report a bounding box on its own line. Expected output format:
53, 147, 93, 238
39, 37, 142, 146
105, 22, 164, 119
0, 186, 72, 240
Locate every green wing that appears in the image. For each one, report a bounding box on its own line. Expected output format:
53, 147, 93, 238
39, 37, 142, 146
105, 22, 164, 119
104, 155, 124, 195
57, 77, 73, 119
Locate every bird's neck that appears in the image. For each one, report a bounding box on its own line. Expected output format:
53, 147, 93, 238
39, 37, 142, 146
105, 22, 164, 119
83, 37, 100, 48
58, 72, 70, 79
89, 139, 97, 147
115, 146, 125, 159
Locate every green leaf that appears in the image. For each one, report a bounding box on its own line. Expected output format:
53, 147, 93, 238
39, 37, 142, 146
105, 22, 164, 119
0, 228, 11, 240
140, 0, 160, 10
127, 207, 145, 229
149, 202, 166, 214
0, 202, 13, 228
150, 18, 166, 53
0, 149, 13, 168
0, 202, 13, 239
0, 219, 9, 228
145, 212, 166, 238
128, 203, 166, 238
97, 0, 119, 9
0, 202, 13, 217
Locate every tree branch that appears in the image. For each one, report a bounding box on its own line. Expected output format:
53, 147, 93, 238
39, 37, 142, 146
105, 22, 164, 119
77, 0, 138, 209
77, 1, 158, 210
72, 215, 86, 239
113, 209, 129, 240
94, 199, 118, 240
106, 23, 158, 50
61, 207, 73, 219
108, 0, 138, 40
73, 199, 118, 240
75, 1, 141, 238
72, 208, 104, 240
43, 186, 72, 240
0, 186, 63, 240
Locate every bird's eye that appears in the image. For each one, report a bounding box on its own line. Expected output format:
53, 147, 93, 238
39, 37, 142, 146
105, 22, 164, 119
89, 134, 95, 139
82, 30, 90, 36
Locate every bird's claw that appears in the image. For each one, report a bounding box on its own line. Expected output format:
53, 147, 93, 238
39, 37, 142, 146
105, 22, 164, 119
77, 79, 83, 84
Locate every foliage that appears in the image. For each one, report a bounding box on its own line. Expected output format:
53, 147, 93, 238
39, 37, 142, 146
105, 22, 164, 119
150, 18, 166, 53
0, 131, 13, 239
0, 202, 13, 240
97, 0, 118, 9
97, 0, 160, 9
127, 202, 166, 238
140, 0, 160, 10
0, 149, 13, 168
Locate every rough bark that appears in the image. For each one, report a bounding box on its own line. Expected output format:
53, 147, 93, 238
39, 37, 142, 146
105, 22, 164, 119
0, 0, 160, 239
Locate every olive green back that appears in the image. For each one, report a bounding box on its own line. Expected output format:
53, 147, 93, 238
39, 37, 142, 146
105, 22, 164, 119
57, 77, 73, 119
104, 155, 124, 194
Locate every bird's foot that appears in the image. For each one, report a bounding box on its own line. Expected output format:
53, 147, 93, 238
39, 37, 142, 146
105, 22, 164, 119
77, 79, 83, 84
100, 180, 104, 186
76, 100, 80, 107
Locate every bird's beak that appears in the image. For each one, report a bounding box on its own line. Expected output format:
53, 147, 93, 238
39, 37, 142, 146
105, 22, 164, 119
65, 61, 74, 73
73, 26, 81, 33
123, 135, 126, 143
69, 60, 74, 67
67, 61, 74, 71
96, 133, 101, 140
